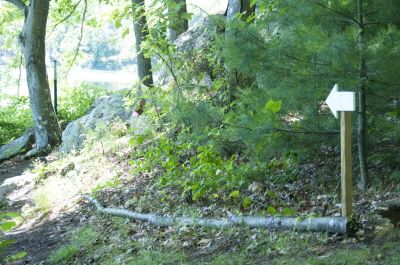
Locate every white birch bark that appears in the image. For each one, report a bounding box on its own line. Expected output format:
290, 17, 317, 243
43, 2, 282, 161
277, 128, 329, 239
83, 195, 357, 234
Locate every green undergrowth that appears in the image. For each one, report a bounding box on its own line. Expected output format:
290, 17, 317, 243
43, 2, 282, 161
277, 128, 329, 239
16, 116, 397, 264
0, 83, 105, 145
0, 95, 33, 145
49, 214, 400, 264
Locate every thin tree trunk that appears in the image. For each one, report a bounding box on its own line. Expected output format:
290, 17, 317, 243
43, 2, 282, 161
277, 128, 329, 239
357, 0, 369, 190
225, 0, 241, 103
7, 0, 62, 156
224, 0, 256, 104
132, 0, 153, 87
169, 0, 188, 42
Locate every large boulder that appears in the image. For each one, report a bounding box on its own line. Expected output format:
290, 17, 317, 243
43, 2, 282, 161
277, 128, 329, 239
163, 14, 225, 84
0, 172, 36, 199
174, 14, 225, 53
59, 88, 143, 154
0, 127, 34, 161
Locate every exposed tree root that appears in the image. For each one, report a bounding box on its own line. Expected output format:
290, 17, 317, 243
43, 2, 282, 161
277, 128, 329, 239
81, 195, 358, 234
375, 199, 400, 227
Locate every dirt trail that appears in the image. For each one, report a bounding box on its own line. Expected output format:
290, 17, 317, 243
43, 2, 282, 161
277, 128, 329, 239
0, 159, 34, 182
0, 157, 73, 264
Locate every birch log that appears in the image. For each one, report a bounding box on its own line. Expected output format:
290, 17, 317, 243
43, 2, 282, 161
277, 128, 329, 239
82, 195, 357, 234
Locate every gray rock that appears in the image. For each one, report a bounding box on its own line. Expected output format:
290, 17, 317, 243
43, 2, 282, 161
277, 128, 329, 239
0, 172, 36, 199
171, 14, 225, 83
174, 14, 225, 53
59, 88, 148, 154
0, 127, 34, 161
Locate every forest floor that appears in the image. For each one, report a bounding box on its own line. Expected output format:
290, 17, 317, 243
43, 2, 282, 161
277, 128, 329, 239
0, 157, 78, 264
0, 145, 399, 264
0, 158, 34, 182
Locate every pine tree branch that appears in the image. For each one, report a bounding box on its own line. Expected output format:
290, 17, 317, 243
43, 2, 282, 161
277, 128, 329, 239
223, 122, 339, 135
310, 0, 360, 26
268, 129, 340, 135
282, 50, 331, 67
332, 17, 358, 24
365, 21, 400, 26
369, 79, 400, 87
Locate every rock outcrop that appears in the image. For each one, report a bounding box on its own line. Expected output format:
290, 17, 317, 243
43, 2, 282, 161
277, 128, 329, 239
163, 14, 225, 84
0, 172, 36, 199
0, 127, 34, 161
59, 88, 138, 154
174, 14, 225, 53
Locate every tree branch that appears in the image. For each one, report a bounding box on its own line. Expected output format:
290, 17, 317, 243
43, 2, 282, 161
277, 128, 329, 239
64, 0, 87, 79
310, 0, 360, 26
365, 21, 400, 26
269, 128, 340, 135
222, 122, 339, 135
81, 194, 357, 234
3, 0, 27, 14
47, 0, 82, 39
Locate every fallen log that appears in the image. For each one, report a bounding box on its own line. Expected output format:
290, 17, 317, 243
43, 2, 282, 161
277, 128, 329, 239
81, 195, 358, 235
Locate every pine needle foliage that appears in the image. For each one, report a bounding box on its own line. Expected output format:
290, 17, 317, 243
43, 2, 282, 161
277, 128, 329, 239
131, 0, 400, 197
240, 0, 400, 171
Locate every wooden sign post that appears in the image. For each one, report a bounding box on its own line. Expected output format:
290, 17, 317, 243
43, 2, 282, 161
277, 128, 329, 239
326, 84, 355, 217
53, 60, 58, 115
341, 111, 352, 217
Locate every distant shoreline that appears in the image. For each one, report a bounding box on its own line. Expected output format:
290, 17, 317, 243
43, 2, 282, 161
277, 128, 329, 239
0, 66, 136, 96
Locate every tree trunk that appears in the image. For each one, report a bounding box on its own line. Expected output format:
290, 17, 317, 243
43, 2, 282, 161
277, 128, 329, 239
225, 0, 254, 21
357, 0, 369, 191
6, 0, 61, 156
132, 0, 153, 88
83, 195, 358, 235
224, 0, 255, 104
168, 0, 188, 42
225, 0, 242, 103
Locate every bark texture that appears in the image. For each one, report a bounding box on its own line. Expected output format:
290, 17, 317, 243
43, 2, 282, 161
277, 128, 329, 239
6, 0, 62, 156
357, 0, 369, 190
224, 0, 256, 103
169, 0, 188, 42
132, 0, 153, 87
83, 195, 357, 235
225, 0, 242, 103
0, 127, 34, 161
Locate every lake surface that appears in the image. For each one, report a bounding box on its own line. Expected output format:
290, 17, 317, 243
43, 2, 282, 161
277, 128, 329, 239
0, 66, 137, 96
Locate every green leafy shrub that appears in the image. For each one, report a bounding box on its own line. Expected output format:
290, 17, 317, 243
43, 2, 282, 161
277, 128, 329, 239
0, 95, 32, 144
0, 212, 27, 262
128, 120, 299, 201
0, 84, 106, 145
129, 129, 244, 200
57, 83, 107, 122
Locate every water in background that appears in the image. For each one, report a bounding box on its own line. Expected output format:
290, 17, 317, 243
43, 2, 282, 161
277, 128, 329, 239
0, 66, 136, 96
